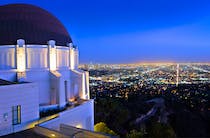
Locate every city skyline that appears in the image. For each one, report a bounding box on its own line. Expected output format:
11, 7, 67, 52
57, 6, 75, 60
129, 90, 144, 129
1, 0, 210, 63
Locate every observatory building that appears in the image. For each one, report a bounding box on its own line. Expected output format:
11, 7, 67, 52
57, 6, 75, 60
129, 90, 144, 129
0, 4, 95, 137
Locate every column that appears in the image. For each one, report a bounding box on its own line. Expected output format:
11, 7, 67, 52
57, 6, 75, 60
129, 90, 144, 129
48, 40, 57, 71
16, 39, 26, 82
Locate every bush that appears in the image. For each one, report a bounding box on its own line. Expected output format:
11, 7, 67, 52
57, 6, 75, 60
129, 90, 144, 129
94, 122, 117, 136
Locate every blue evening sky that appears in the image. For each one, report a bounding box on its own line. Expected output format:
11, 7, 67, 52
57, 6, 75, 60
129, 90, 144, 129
1, 0, 210, 63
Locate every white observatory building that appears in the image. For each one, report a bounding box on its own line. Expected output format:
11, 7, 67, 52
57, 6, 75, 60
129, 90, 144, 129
0, 4, 95, 137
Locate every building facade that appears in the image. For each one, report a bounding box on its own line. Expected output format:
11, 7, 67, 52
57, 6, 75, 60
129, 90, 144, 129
0, 4, 93, 136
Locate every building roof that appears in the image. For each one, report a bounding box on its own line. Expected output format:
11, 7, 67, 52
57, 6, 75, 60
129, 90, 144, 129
0, 4, 72, 46
1, 125, 114, 138
0, 79, 16, 86
1, 128, 47, 138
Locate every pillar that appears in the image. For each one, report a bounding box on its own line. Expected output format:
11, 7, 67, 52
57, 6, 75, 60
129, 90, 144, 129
48, 40, 57, 71
16, 39, 26, 82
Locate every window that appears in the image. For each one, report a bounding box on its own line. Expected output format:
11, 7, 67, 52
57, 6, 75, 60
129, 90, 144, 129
64, 80, 68, 102
12, 105, 21, 125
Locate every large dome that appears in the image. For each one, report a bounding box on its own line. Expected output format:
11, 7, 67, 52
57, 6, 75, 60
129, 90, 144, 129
0, 4, 72, 46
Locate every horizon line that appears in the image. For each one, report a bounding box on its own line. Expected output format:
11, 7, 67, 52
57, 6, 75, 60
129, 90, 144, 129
79, 61, 210, 65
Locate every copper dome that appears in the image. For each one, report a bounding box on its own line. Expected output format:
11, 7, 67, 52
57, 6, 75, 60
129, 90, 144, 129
0, 4, 72, 46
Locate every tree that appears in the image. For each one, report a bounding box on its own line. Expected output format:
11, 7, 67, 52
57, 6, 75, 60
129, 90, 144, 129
148, 122, 176, 138
94, 122, 117, 135
126, 130, 143, 138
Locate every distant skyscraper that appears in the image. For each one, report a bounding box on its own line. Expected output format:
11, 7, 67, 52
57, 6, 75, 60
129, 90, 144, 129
176, 64, 179, 86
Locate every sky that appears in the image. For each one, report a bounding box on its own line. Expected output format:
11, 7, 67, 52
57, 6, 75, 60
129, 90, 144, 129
1, 0, 210, 63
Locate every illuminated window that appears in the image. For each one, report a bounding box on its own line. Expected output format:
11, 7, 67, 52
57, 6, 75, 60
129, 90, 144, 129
12, 105, 21, 125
